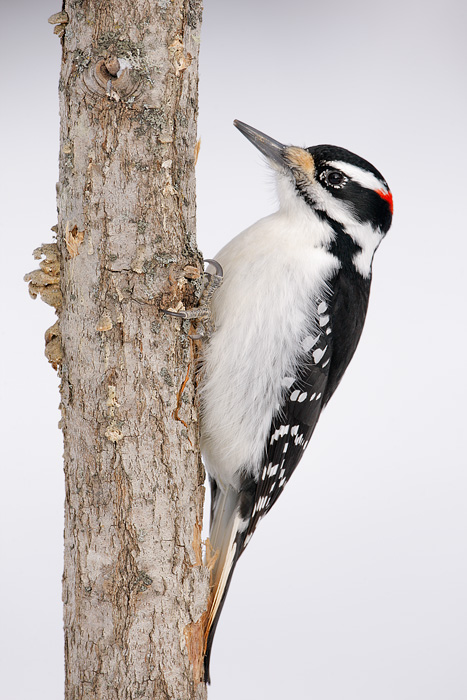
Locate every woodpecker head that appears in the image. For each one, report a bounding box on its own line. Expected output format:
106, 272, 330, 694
234, 120, 393, 276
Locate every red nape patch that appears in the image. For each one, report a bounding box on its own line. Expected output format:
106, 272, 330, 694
376, 188, 393, 214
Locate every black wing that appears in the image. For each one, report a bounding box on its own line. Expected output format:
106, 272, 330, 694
204, 301, 334, 682
204, 275, 372, 681
240, 298, 334, 549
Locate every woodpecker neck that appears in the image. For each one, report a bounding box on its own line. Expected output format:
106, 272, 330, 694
275, 174, 335, 249
315, 209, 383, 279
276, 172, 383, 279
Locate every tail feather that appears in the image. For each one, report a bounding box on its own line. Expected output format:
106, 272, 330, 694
203, 485, 244, 683
203, 547, 241, 683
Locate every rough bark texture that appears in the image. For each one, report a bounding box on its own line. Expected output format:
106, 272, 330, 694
50, 1, 208, 698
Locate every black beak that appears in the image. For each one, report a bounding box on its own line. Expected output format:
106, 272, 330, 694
234, 120, 287, 170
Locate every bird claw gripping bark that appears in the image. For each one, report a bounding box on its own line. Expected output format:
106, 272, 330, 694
163, 259, 223, 339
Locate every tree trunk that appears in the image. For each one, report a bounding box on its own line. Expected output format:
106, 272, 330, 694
47, 2, 208, 698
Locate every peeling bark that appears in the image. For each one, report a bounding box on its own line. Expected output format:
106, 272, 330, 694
39, 1, 208, 697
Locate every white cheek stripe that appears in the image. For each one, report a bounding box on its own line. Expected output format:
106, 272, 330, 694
312, 183, 357, 228
326, 161, 387, 192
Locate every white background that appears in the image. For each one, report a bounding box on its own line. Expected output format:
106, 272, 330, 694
1, 1, 466, 698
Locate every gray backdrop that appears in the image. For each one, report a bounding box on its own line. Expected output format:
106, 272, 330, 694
1, 1, 466, 698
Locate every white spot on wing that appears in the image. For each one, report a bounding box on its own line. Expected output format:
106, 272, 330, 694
302, 335, 319, 352
317, 301, 328, 314
270, 424, 289, 444
267, 463, 279, 476
313, 347, 326, 363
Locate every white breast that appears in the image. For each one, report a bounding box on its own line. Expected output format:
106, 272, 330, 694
199, 206, 339, 490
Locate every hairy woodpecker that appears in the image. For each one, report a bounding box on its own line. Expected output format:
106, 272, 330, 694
195, 121, 393, 681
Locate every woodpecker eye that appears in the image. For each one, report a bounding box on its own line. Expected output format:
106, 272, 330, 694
320, 169, 346, 188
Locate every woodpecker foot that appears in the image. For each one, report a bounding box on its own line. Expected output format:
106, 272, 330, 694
163, 259, 223, 339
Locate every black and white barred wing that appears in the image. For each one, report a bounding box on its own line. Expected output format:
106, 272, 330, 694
242, 303, 333, 549
204, 302, 334, 680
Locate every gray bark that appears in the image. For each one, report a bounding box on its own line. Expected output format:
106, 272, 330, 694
31, 2, 209, 698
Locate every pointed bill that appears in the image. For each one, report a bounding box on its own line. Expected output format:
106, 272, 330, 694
234, 119, 287, 170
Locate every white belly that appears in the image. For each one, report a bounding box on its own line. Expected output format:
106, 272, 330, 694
199, 211, 339, 490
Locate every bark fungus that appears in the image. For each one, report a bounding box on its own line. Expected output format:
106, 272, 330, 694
27, 2, 208, 698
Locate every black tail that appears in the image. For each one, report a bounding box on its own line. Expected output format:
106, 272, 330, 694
203, 543, 242, 684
